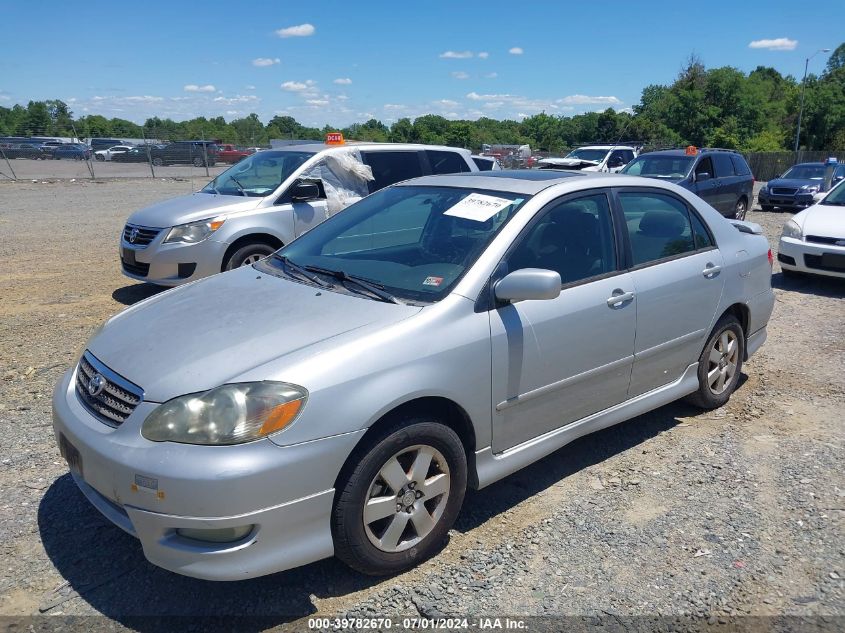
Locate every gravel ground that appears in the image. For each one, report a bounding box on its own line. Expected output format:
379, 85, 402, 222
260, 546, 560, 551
0, 179, 842, 630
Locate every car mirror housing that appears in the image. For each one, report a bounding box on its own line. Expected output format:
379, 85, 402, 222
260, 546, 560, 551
695, 172, 712, 182
290, 181, 321, 202
494, 268, 562, 303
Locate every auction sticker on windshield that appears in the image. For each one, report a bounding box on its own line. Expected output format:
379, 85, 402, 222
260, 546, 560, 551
443, 193, 514, 222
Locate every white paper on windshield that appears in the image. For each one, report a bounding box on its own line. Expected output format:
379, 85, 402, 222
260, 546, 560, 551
443, 193, 512, 222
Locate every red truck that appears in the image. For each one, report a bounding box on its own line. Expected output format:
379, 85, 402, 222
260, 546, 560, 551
215, 144, 253, 164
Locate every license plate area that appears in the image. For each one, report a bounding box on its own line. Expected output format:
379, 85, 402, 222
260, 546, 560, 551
821, 253, 845, 270
59, 433, 83, 476
122, 247, 136, 266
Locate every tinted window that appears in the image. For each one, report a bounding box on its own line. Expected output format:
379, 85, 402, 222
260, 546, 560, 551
619, 192, 695, 266
730, 154, 751, 176
362, 151, 424, 192
473, 157, 493, 171
608, 150, 632, 168
508, 194, 617, 285
695, 157, 714, 178
427, 150, 471, 175
622, 155, 693, 179
712, 153, 735, 178
690, 212, 714, 249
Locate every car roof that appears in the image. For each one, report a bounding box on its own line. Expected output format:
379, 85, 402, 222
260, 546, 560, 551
574, 145, 636, 150
397, 169, 594, 195
270, 142, 471, 155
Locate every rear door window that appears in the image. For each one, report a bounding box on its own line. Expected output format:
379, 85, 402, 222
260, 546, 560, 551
362, 151, 425, 192
426, 150, 471, 174
730, 154, 751, 176
618, 191, 696, 266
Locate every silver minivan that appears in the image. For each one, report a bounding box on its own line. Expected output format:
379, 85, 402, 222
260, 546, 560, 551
120, 143, 477, 285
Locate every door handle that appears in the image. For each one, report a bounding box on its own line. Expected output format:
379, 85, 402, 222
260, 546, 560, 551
606, 290, 635, 308
703, 263, 721, 278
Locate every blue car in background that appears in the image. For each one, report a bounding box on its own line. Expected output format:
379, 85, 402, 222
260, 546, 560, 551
52, 144, 92, 160
620, 148, 754, 220
758, 162, 844, 211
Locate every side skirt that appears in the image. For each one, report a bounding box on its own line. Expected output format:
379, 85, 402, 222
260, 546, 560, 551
474, 362, 700, 489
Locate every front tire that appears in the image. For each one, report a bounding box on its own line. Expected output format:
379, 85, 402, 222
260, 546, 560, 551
686, 315, 744, 410
332, 419, 467, 575
223, 242, 277, 270
151, 157, 164, 167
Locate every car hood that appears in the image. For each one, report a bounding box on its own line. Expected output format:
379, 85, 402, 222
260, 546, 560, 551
87, 267, 422, 402
540, 157, 601, 170
794, 204, 845, 238
766, 178, 822, 189
125, 192, 264, 228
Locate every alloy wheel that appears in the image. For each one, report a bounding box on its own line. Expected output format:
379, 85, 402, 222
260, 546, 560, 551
734, 199, 747, 220
363, 444, 451, 553
239, 254, 265, 266
707, 330, 739, 395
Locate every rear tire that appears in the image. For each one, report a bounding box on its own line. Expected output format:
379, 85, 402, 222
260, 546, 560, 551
152, 157, 164, 167
223, 243, 277, 270
733, 197, 747, 220
332, 418, 467, 576
686, 315, 744, 410
192, 156, 203, 167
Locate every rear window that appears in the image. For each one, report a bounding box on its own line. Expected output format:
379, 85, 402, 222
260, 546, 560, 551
730, 154, 751, 176
426, 150, 471, 175
712, 153, 735, 178
473, 157, 493, 171
362, 151, 425, 192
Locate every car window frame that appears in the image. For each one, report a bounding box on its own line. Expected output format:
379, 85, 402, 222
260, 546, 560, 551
610, 186, 718, 272
694, 156, 714, 179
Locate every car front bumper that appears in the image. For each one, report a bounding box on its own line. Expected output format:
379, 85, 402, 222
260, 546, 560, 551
120, 233, 230, 287
758, 190, 815, 209
52, 368, 365, 580
778, 236, 845, 279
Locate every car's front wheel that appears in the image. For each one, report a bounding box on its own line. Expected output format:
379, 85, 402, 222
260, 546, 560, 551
151, 157, 164, 166
224, 242, 277, 270
686, 315, 745, 410
332, 418, 467, 575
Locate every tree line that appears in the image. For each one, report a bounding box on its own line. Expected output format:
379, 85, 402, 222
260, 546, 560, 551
2, 44, 844, 153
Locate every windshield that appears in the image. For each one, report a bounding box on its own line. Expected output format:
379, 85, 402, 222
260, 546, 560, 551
256, 185, 529, 303
821, 180, 845, 206
782, 165, 825, 180
202, 150, 315, 197
564, 148, 608, 162
621, 155, 694, 179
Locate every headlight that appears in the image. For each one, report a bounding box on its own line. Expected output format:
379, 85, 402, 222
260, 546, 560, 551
800, 184, 820, 192
781, 220, 803, 240
163, 217, 225, 244
142, 382, 307, 445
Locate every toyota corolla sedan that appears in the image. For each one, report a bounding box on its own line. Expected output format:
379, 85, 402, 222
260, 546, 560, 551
778, 179, 845, 278
53, 171, 774, 580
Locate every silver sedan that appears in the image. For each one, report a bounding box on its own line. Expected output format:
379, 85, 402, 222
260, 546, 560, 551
52, 170, 774, 579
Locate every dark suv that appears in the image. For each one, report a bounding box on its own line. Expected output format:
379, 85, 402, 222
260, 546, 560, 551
621, 148, 754, 219
151, 141, 218, 167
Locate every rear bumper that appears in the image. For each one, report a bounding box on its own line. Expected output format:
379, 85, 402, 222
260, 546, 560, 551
778, 237, 845, 279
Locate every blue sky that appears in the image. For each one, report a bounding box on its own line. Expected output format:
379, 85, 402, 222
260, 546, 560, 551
0, 1, 842, 126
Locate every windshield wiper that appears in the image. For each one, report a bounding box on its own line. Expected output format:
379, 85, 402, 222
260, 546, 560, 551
229, 175, 248, 197
304, 265, 404, 304
207, 178, 221, 195
271, 255, 332, 287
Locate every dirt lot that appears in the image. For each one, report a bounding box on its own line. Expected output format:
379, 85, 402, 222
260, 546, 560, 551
0, 179, 842, 629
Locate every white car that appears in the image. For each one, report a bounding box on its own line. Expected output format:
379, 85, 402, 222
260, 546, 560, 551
94, 145, 134, 161
536, 145, 639, 173
778, 180, 845, 279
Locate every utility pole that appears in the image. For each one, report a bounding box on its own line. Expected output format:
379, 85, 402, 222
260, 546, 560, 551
794, 48, 831, 153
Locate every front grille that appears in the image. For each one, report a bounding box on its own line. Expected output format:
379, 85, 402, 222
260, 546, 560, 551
122, 224, 161, 248
806, 235, 844, 246
75, 352, 143, 426
771, 188, 798, 196
121, 260, 150, 277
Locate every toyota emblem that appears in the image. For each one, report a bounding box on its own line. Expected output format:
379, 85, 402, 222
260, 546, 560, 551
87, 373, 106, 397
128, 227, 139, 243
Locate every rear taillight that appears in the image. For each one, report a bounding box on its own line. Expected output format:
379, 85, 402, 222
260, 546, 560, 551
767, 248, 773, 267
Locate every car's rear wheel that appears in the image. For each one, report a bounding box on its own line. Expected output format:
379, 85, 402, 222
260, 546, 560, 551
95, 154, 105, 161
733, 197, 747, 220
192, 156, 203, 167
686, 315, 744, 410
332, 418, 467, 575
224, 243, 277, 270
152, 157, 164, 167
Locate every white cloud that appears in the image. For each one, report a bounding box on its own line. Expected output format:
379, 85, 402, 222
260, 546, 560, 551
306, 99, 329, 106
467, 91, 515, 101
484, 72, 498, 79
384, 104, 407, 110
276, 23, 315, 38
435, 99, 459, 107
748, 37, 798, 51
245, 85, 256, 90
439, 50, 473, 59
280, 80, 316, 92
333, 77, 352, 85
478, 52, 489, 59
451, 71, 470, 80
183, 84, 216, 93
557, 94, 622, 105
252, 57, 280, 67
213, 95, 260, 104
0, 95, 11, 102
509, 47, 524, 55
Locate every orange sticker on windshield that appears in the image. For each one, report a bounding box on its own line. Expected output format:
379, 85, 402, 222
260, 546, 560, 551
423, 276, 444, 287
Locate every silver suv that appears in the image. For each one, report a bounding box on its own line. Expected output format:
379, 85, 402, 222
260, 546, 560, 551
120, 143, 477, 285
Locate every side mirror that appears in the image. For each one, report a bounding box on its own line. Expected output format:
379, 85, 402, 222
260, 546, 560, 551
696, 172, 712, 182
290, 180, 320, 202
494, 268, 561, 303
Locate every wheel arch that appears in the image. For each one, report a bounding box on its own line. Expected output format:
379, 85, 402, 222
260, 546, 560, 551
719, 302, 750, 358
220, 233, 284, 271
335, 396, 479, 491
